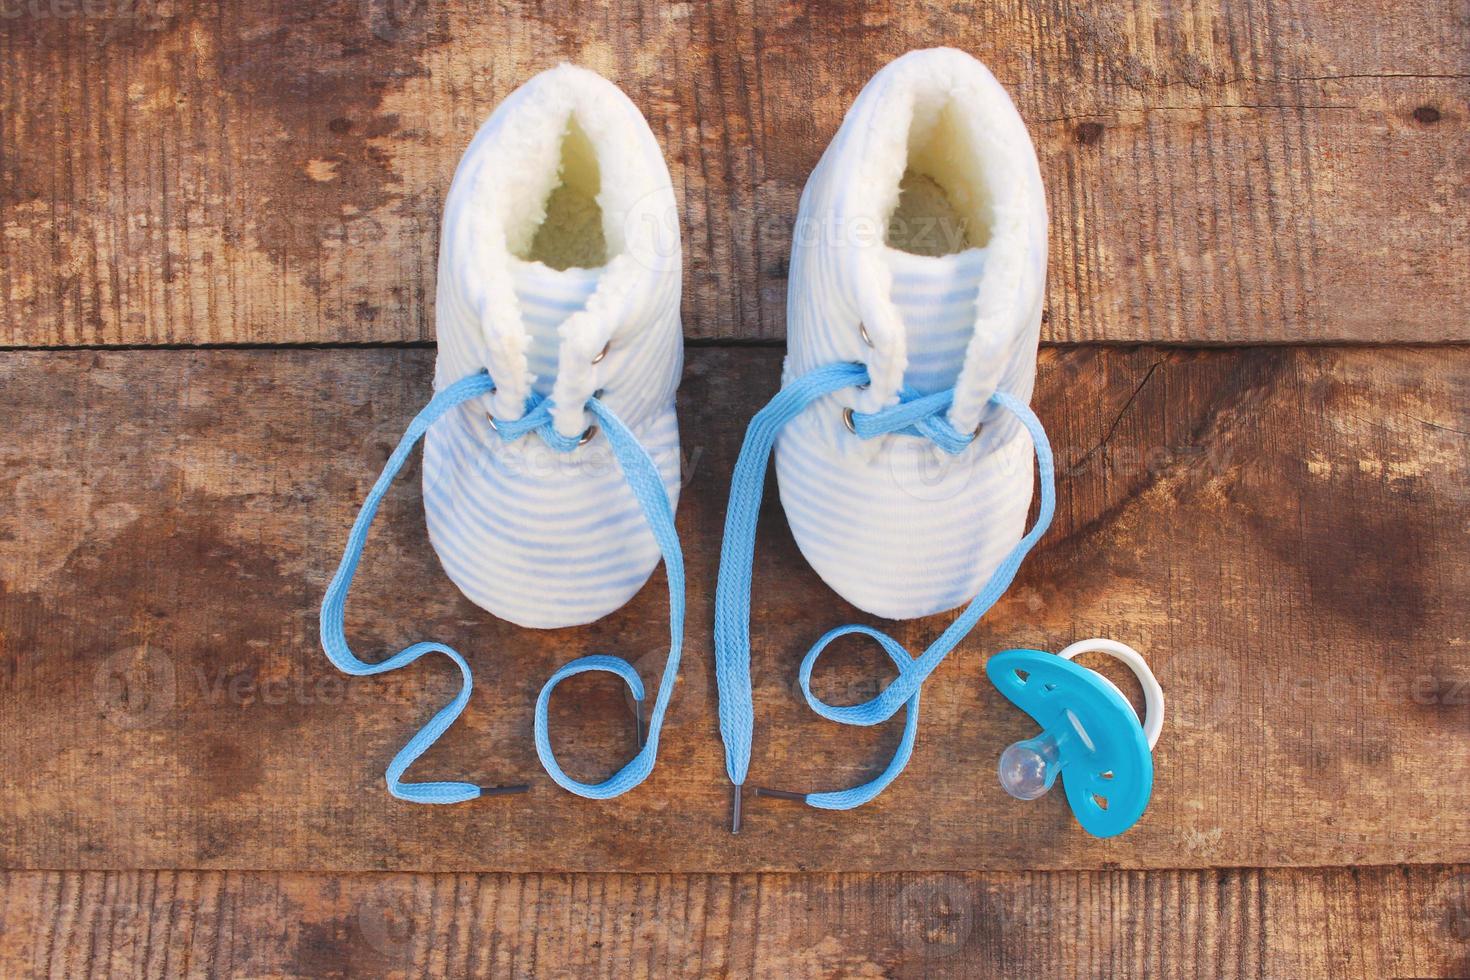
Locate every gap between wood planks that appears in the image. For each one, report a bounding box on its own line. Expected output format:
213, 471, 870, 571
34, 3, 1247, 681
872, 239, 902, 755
6, 340, 1470, 353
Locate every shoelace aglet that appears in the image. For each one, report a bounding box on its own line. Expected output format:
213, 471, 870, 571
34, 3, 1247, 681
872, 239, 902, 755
632, 698, 646, 749
730, 785, 743, 834
479, 784, 531, 797
752, 787, 806, 802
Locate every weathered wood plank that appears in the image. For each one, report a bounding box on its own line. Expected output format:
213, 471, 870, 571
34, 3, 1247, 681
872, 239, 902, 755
1, 866, 1467, 978
1, 0, 1465, 346
0, 346, 1466, 872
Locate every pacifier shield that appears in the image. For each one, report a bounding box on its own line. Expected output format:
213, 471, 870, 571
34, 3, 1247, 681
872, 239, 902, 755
987, 649, 1153, 838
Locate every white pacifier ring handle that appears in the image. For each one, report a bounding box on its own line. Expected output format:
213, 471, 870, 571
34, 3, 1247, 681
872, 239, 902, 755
1056, 638, 1164, 750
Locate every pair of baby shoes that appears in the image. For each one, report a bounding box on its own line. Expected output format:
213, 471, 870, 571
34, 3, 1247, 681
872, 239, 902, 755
320, 49, 1163, 834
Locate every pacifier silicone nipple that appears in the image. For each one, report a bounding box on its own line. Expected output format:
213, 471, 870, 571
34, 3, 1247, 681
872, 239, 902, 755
998, 732, 1061, 800
986, 639, 1164, 838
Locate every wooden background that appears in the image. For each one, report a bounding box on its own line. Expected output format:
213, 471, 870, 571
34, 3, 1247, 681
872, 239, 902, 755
1, 0, 1467, 976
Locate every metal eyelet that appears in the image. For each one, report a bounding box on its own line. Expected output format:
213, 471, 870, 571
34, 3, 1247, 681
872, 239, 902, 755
592, 341, 611, 365
578, 425, 599, 446
858, 323, 874, 348
593, 388, 606, 400
483, 382, 501, 430
842, 407, 857, 434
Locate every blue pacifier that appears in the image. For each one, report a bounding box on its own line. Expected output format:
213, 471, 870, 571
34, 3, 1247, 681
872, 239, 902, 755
986, 639, 1164, 838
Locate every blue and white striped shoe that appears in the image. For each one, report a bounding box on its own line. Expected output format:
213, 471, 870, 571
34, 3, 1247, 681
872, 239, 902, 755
321, 65, 688, 805
715, 49, 1054, 827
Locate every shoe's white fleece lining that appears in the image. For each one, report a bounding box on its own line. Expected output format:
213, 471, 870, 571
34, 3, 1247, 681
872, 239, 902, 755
443, 64, 679, 437
882, 93, 991, 394
518, 117, 608, 270
836, 48, 1036, 433
885, 98, 992, 257
509, 115, 608, 383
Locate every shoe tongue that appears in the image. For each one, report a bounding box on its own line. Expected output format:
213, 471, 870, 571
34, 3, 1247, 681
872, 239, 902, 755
883, 245, 986, 395
509, 258, 603, 395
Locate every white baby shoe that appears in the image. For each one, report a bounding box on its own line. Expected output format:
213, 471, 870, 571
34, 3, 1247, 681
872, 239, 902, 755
322, 65, 687, 805
428, 63, 684, 630
777, 46, 1047, 620
714, 49, 1054, 824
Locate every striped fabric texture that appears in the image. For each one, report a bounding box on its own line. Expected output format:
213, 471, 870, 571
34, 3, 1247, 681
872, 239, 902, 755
776, 48, 1049, 620
424, 66, 683, 629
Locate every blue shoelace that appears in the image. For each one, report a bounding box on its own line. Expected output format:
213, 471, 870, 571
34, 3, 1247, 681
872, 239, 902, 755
714, 361, 1055, 828
320, 370, 685, 803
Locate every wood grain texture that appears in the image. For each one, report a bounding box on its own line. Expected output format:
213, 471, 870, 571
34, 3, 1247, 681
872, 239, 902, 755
1, 0, 1465, 346
1, 345, 1465, 873
1, 866, 1467, 978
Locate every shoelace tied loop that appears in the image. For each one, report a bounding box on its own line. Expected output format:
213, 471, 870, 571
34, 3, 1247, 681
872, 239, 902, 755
485, 388, 591, 452
320, 370, 685, 804
848, 385, 975, 454
714, 361, 1055, 825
